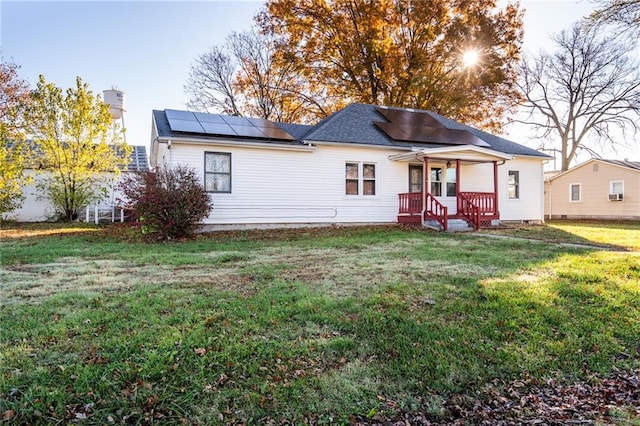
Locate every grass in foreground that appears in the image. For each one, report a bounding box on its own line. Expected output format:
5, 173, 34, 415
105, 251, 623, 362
1, 223, 639, 424
482, 219, 640, 251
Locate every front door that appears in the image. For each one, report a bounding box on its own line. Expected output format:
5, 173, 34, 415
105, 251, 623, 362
409, 165, 423, 193
430, 164, 458, 213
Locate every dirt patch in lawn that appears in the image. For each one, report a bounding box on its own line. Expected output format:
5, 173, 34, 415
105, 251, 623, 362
0, 239, 492, 305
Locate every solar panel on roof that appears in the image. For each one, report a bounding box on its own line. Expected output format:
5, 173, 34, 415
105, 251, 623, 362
260, 126, 297, 140
247, 117, 280, 128
375, 122, 489, 147
168, 118, 206, 133
200, 122, 237, 136
230, 124, 268, 139
376, 107, 444, 128
166, 109, 197, 121
194, 112, 226, 124
165, 109, 296, 140
374, 122, 412, 140
374, 107, 490, 147
220, 115, 251, 126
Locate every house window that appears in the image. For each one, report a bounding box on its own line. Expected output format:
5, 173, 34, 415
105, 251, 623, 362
610, 180, 624, 196
204, 152, 231, 193
446, 166, 457, 197
508, 170, 519, 199
409, 165, 423, 193
345, 162, 376, 196
430, 167, 442, 196
570, 183, 581, 202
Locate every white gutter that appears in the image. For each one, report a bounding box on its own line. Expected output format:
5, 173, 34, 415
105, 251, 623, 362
156, 136, 316, 152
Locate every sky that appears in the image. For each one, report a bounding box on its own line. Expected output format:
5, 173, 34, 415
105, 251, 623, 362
1, 0, 633, 164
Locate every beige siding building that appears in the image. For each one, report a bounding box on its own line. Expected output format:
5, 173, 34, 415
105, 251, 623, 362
545, 159, 640, 220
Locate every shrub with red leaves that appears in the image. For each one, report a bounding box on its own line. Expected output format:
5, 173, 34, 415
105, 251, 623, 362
118, 165, 212, 240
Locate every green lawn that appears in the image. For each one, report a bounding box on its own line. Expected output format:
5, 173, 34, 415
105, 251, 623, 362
1, 222, 639, 424
482, 219, 640, 251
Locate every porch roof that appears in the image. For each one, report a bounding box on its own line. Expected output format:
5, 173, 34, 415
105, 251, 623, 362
388, 145, 514, 163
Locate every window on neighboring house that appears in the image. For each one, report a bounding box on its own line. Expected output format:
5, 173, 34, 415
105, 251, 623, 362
345, 162, 376, 196
570, 183, 581, 202
610, 180, 624, 196
409, 165, 423, 193
204, 152, 231, 193
508, 170, 519, 199
446, 166, 457, 197
430, 167, 442, 196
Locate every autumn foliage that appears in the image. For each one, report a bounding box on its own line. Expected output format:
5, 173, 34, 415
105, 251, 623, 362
257, 0, 524, 130
0, 60, 32, 216
118, 165, 213, 240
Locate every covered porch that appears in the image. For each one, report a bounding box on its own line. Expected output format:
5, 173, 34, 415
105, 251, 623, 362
390, 146, 513, 231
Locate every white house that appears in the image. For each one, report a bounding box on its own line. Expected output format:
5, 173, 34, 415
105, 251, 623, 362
150, 103, 550, 231
5, 145, 149, 222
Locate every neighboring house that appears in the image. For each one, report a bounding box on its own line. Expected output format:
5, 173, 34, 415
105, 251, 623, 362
4, 145, 149, 222
150, 103, 551, 230
545, 158, 640, 220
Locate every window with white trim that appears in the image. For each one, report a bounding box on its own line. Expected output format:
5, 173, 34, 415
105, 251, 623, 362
204, 152, 231, 193
610, 180, 624, 195
409, 165, 423, 193
445, 166, 457, 197
430, 167, 442, 196
570, 183, 581, 202
508, 170, 519, 199
345, 162, 376, 196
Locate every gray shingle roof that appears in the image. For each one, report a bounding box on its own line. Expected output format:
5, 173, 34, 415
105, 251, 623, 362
601, 159, 640, 171
6, 139, 148, 172
153, 104, 550, 158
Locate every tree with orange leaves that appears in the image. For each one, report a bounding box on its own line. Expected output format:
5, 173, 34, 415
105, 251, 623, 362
257, 0, 524, 131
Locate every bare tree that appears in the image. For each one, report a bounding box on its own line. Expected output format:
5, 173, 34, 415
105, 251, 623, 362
515, 22, 640, 170
589, 0, 640, 38
185, 31, 327, 123
185, 46, 241, 116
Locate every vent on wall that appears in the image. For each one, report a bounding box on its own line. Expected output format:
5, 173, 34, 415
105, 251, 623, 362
608, 193, 623, 201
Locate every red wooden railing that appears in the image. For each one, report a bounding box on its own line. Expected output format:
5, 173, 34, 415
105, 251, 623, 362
458, 192, 497, 215
398, 191, 497, 231
425, 193, 448, 231
398, 192, 422, 215
457, 192, 498, 229
458, 193, 481, 230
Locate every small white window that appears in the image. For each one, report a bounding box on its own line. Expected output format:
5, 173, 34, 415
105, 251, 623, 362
205, 152, 231, 193
609, 180, 624, 201
610, 180, 624, 195
570, 183, 581, 202
508, 170, 519, 199
345, 162, 376, 196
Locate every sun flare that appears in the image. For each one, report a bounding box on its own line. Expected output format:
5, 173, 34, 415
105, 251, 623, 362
462, 49, 480, 67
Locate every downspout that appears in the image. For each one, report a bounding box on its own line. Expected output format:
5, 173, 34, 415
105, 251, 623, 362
421, 156, 429, 227
167, 139, 172, 166
546, 178, 551, 222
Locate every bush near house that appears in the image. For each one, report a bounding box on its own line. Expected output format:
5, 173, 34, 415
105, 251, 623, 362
117, 165, 212, 240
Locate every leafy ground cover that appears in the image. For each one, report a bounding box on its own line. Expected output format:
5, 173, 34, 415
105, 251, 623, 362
1, 222, 639, 424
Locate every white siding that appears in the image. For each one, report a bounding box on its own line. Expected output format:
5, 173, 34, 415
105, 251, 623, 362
498, 157, 545, 222
163, 141, 546, 225
167, 141, 407, 224
6, 170, 55, 222
5, 170, 131, 222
